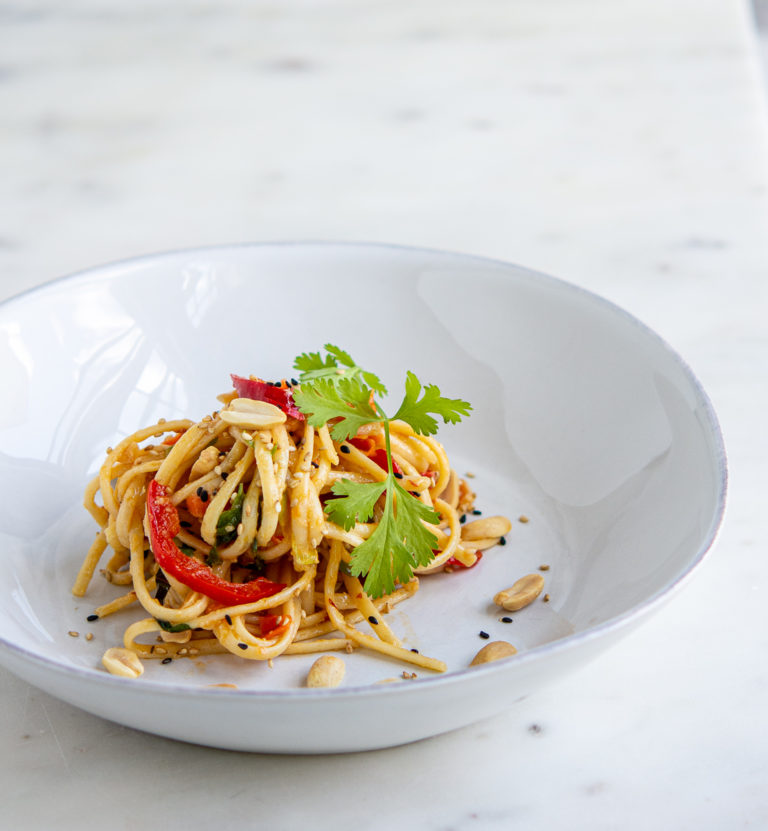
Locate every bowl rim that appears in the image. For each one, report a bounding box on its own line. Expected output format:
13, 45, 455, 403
0, 240, 728, 702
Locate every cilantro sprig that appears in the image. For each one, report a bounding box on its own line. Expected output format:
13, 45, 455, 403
292, 345, 471, 597
294, 343, 388, 395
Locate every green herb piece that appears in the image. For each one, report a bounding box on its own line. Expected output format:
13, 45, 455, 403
205, 547, 222, 567
294, 343, 387, 395
173, 539, 196, 557
244, 550, 267, 574
154, 568, 170, 604
216, 484, 245, 545
292, 348, 471, 597
156, 619, 191, 633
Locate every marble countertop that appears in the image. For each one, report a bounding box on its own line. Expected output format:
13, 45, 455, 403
1, 1, 766, 828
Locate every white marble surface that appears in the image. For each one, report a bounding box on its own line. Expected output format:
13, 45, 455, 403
0, 1, 766, 828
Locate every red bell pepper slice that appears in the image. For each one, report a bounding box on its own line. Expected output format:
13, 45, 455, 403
259, 613, 292, 639
146, 479, 285, 606
230, 374, 304, 421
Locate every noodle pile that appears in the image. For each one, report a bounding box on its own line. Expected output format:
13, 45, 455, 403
73, 382, 505, 679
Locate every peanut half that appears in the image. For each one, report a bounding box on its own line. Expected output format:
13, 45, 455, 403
494, 573, 545, 611
461, 515, 512, 541
306, 654, 346, 688
102, 647, 144, 679
470, 641, 518, 666
219, 398, 287, 429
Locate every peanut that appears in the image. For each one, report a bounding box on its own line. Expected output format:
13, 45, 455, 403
494, 573, 545, 611
470, 641, 518, 666
102, 647, 144, 679
306, 654, 346, 688
461, 515, 512, 541
219, 398, 287, 429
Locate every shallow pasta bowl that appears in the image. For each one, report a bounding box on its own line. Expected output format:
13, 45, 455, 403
0, 242, 726, 753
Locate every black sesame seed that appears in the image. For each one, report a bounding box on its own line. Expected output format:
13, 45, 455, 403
199, 489, 209, 502
368, 616, 379, 625
291, 378, 298, 386
410, 648, 419, 653
479, 631, 490, 639
221, 472, 229, 480
86, 614, 99, 622
499, 536, 507, 546
394, 472, 403, 479
459, 514, 466, 524
161, 657, 172, 664
225, 614, 232, 625
409, 491, 419, 497
472, 509, 482, 515
340, 445, 350, 454
180, 520, 192, 528
501, 617, 513, 623
196, 487, 203, 497
237, 642, 248, 650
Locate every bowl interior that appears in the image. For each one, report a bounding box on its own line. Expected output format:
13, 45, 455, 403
0, 243, 725, 691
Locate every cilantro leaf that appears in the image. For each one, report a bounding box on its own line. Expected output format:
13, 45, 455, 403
324, 344, 357, 368
324, 479, 387, 530
348, 483, 439, 597
392, 371, 472, 435
156, 619, 192, 633
293, 343, 387, 395
216, 485, 245, 545
294, 350, 336, 374
291, 376, 379, 440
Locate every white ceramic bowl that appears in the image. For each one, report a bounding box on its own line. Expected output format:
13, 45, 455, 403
0, 243, 726, 753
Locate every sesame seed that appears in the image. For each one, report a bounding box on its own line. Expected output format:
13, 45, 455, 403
340, 445, 350, 454
499, 536, 507, 546
459, 514, 466, 524
543, 594, 550, 603
225, 615, 232, 625
68, 630, 79, 638
479, 631, 490, 639
237, 642, 248, 650
196, 487, 203, 497
472, 509, 482, 515
291, 378, 298, 386
178, 648, 188, 656
501, 617, 513, 623
86, 614, 99, 622
465, 472, 476, 478
236, 523, 243, 536
199, 489, 209, 502
518, 515, 529, 524
155, 647, 167, 655
85, 633, 94, 641
221, 472, 229, 480
161, 657, 172, 665
410, 648, 419, 653
539, 564, 550, 571
394, 472, 403, 479
368, 616, 379, 625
